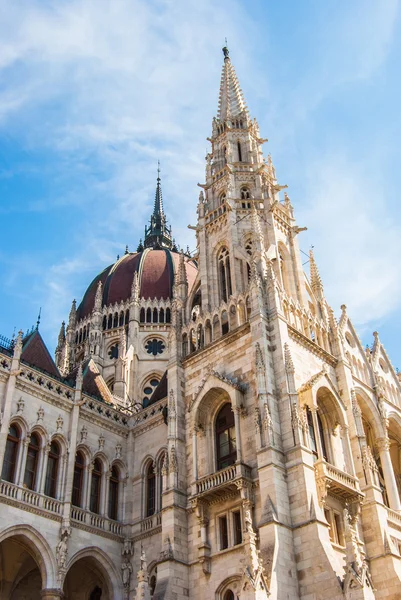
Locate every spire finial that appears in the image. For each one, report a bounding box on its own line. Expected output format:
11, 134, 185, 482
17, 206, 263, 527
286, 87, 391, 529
36, 307, 41, 330
222, 39, 229, 60
157, 160, 160, 181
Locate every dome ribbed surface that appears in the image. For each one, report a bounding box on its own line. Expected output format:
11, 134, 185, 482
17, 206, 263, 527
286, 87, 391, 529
76, 249, 197, 321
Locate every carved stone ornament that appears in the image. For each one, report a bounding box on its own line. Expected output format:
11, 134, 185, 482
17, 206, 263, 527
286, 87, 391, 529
17, 396, 25, 414
56, 415, 63, 431
37, 406, 44, 422
80, 425, 88, 443
115, 443, 122, 459
169, 446, 178, 473
56, 526, 71, 571
98, 433, 105, 450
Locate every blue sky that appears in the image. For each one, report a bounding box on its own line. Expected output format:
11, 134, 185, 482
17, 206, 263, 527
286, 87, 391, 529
0, 0, 400, 369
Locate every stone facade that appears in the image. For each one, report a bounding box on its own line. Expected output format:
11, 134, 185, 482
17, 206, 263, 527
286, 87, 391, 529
0, 46, 401, 600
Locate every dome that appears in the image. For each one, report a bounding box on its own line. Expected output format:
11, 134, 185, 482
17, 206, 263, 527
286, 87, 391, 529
76, 249, 198, 321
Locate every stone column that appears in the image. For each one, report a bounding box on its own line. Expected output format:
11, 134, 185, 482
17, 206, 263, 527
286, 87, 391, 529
17, 435, 30, 486
102, 470, 111, 516
39, 444, 50, 495
192, 427, 198, 481
377, 437, 401, 511
311, 407, 324, 459
0, 331, 23, 464
234, 405, 243, 463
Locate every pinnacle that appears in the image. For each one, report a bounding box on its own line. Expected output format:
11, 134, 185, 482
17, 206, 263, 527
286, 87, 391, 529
217, 48, 249, 122
309, 249, 324, 295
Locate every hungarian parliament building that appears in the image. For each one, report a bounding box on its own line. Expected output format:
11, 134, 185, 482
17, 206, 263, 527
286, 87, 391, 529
0, 46, 400, 600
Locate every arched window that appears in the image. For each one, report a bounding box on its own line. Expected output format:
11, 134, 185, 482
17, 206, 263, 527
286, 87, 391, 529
222, 146, 227, 165
72, 451, 85, 507
219, 192, 227, 205
107, 314, 112, 329
224, 591, 235, 600
159, 308, 165, 323
102, 316, 107, 330
90, 458, 102, 514
146, 463, 156, 517
150, 575, 157, 596
237, 141, 242, 162
218, 247, 232, 302
119, 312, 124, 327
221, 311, 229, 336
79, 329, 82, 343
2, 424, 21, 483
306, 407, 328, 461
44, 440, 60, 498
146, 308, 152, 323
182, 333, 188, 357
113, 313, 118, 328
140, 308, 145, 323
153, 308, 158, 323
108, 465, 119, 520
24, 432, 41, 490
216, 404, 237, 470
166, 308, 171, 323
240, 187, 250, 200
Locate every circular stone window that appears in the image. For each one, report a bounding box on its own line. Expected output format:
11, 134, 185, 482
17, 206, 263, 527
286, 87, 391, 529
345, 332, 355, 348
145, 338, 165, 356
143, 378, 160, 407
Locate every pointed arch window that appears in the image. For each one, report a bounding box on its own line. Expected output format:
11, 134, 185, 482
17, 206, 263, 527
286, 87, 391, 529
216, 403, 237, 470
146, 463, 156, 517
218, 247, 232, 302
2, 424, 21, 483
44, 440, 60, 498
224, 591, 235, 600
153, 308, 158, 323
140, 308, 145, 323
166, 308, 171, 323
146, 308, 152, 323
306, 407, 328, 461
72, 451, 85, 507
90, 458, 102, 514
237, 141, 242, 162
108, 465, 120, 520
222, 146, 227, 165
24, 432, 41, 490
240, 187, 250, 200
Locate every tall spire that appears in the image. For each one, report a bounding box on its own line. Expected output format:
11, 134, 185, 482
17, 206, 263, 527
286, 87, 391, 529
143, 164, 173, 250
154, 160, 164, 216
217, 45, 249, 122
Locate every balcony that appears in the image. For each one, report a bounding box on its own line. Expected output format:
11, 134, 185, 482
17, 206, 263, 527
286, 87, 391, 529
314, 460, 363, 504
0, 480, 62, 517
0, 480, 123, 538
71, 506, 123, 536
191, 462, 253, 503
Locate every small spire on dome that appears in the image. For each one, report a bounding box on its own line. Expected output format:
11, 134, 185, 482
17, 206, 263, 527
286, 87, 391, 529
143, 165, 173, 250
137, 239, 144, 252
125, 245, 129, 255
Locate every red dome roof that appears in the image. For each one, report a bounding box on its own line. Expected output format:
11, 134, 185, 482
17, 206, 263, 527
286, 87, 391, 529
76, 249, 197, 321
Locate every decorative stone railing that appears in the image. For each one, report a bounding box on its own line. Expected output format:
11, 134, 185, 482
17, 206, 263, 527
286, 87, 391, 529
0, 480, 123, 535
192, 462, 253, 502
387, 507, 401, 529
314, 460, 363, 505
140, 512, 162, 533
0, 481, 62, 516
71, 506, 124, 536
133, 398, 168, 427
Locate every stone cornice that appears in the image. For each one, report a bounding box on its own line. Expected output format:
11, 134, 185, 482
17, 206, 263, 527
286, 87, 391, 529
182, 322, 251, 368
288, 325, 337, 367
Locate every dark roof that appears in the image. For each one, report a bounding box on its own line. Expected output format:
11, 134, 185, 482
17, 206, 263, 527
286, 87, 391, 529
66, 359, 113, 403
76, 249, 197, 321
21, 330, 60, 378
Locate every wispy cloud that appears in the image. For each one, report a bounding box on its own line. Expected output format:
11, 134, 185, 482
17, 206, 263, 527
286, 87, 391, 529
0, 0, 400, 362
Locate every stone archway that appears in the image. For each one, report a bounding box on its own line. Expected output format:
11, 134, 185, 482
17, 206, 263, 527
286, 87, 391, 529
63, 548, 119, 600
0, 535, 42, 599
